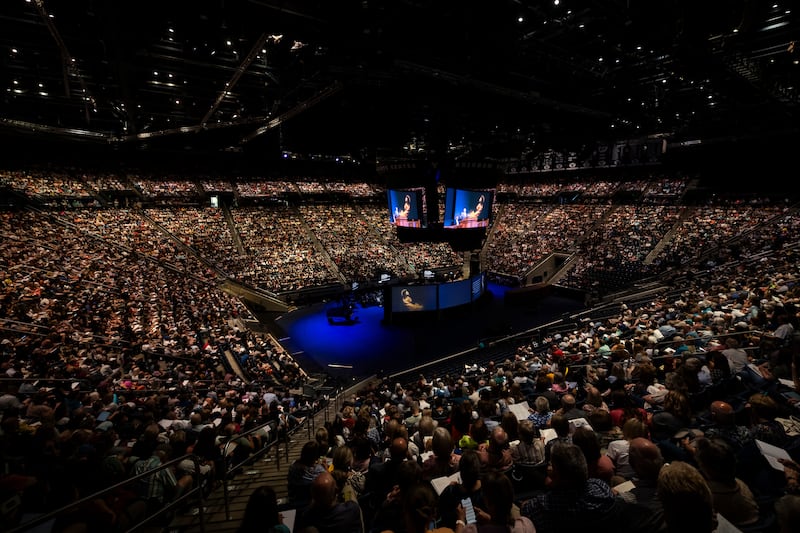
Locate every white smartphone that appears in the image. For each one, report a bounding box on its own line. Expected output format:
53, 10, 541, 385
461, 498, 477, 524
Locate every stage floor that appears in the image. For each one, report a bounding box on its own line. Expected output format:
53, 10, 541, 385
273, 282, 584, 380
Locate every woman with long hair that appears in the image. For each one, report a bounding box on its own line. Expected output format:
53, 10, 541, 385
464, 470, 535, 533
330, 443, 366, 503
237, 485, 288, 533
438, 449, 485, 531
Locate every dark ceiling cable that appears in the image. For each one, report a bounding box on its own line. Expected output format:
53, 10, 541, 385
31, 0, 95, 125
201, 32, 271, 127
241, 80, 343, 144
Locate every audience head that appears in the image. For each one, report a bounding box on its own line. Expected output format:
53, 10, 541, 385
315, 426, 329, 449
584, 385, 603, 408
709, 400, 735, 425
299, 440, 321, 466
310, 470, 338, 509
500, 410, 519, 441
458, 448, 482, 488
402, 481, 439, 533
480, 469, 515, 524
535, 374, 552, 392
774, 493, 800, 533
417, 414, 436, 437
331, 443, 354, 473
560, 393, 576, 410
488, 426, 509, 453
662, 389, 692, 421
518, 419, 538, 444
550, 413, 570, 437
629, 437, 664, 480
534, 395, 550, 414
693, 437, 737, 485
588, 408, 614, 431
571, 426, 601, 463
622, 417, 649, 440
748, 392, 779, 421
469, 417, 490, 444
238, 485, 282, 532
431, 426, 454, 459
657, 461, 716, 533
395, 457, 423, 492
385, 418, 407, 440
548, 443, 588, 490
389, 436, 409, 462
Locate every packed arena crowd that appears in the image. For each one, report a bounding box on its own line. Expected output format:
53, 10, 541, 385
1, 167, 800, 532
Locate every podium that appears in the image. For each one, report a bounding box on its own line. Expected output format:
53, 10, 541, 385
394, 218, 421, 228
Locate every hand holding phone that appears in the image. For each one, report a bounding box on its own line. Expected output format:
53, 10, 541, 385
461, 498, 477, 524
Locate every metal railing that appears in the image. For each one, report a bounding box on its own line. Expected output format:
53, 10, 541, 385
9, 454, 207, 533
220, 412, 316, 521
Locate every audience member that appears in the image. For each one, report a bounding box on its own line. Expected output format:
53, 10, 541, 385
438, 449, 485, 530
293, 470, 364, 533
657, 461, 717, 533
476, 426, 513, 475
363, 436, 410, 518
402, 481, 460, 533
571, 426, 614, 484
693, 437, 760, 528
463, 470, 535, 533
331, 444, 366, 503
519, 442, 622, 533
617, 437, 664, 525
606, 418, 649, 482
369, 458, 423, 533
527, 395, 553, 430
287, 440, 327, 509
543, 414, 571, 462
510, 419, 545, 465
421, 426, 461, 481
555, 393, 584, 421
237, 485, 289, 533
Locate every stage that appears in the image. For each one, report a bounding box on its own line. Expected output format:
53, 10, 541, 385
272, 282, 585, 380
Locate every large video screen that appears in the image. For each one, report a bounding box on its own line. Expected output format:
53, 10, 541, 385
387, 187, 426, 228
391, 285, 437, 312
388, 273, 485, 314
443, 188, 493, 228
438, 279, 472, 309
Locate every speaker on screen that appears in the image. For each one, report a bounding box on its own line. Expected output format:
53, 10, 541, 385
387, 187, 427, 228
443, 188, 494, 229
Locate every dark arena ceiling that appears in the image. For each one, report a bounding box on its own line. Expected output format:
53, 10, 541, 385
1, 0, 799, 167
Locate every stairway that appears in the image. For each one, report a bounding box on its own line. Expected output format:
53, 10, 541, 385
165, 381, 372, 532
